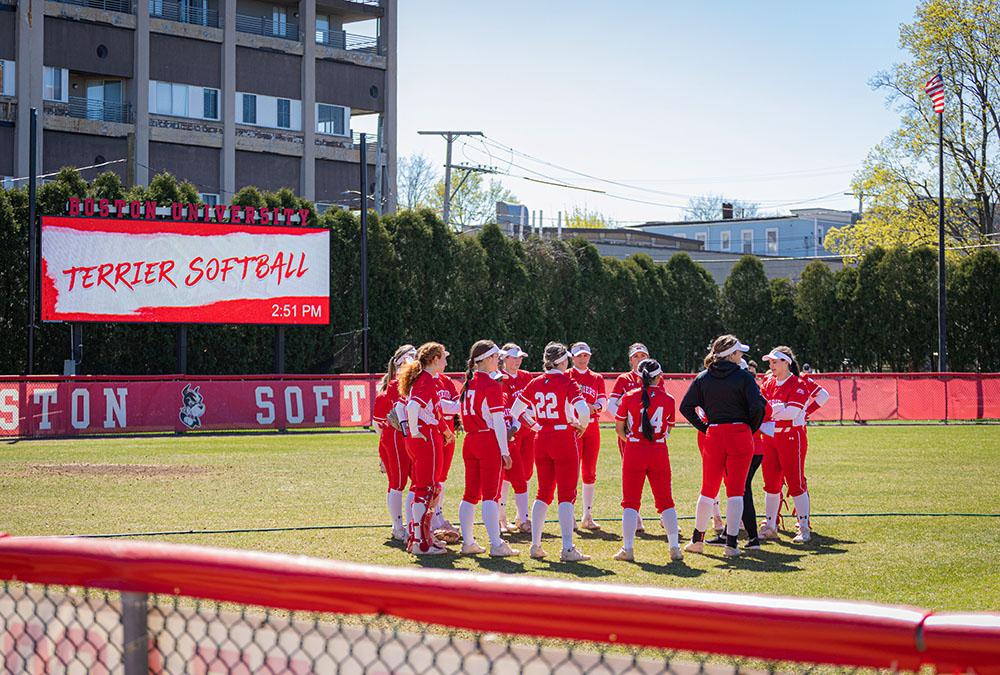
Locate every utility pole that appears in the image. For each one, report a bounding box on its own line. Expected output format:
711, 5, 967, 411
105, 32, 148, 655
417, 130, 482, 227
844, 191, 868, 216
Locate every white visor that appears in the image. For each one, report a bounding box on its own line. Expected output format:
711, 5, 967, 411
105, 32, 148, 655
394, 350, 417, 367
762, 350, 793, 364
716, 341, 750, 358
570, 343, 592, 356
644, 365, 663, 378
503, 346, 528, 359
739, 358, 749, 370
474, 345, 500, 362
552, 351, 569, 365
628, 343, 649, 359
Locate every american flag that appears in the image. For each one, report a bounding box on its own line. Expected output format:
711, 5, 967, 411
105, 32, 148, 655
925, 73, 945, 114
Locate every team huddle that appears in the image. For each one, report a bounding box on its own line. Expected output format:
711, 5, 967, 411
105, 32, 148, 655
372, 335, 829, 561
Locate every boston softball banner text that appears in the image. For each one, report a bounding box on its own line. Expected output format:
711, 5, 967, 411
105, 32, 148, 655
40, 216, 330, 324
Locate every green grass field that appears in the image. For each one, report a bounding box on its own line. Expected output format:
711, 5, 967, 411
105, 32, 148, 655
1, 425, 998, 612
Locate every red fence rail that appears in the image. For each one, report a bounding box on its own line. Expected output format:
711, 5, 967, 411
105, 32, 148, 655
0, 536, 997, 672
1, 372, 998, 439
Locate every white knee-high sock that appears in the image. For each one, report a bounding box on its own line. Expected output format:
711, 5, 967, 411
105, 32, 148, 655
726, 496, 744, 537
558, 502, 576, 551
793, 492, 811, 530
765, 492, 781, 529
515, 492, 529, 523
582, 484, 596, 520
482, 500, 502, 547
694, 494, 714, 533
660, 508, 680, 548
531, 500, 548, 548
405, 491, 415, 526
432, 483, 446, 528
458, 500, 476, 545
499, 481, 511, 518
388, 489, 404, 530
712, 498, 722, 520
622, 508, 639, 550
637, 512, 645, 530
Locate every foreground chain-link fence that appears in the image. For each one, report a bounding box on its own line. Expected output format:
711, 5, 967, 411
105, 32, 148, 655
0, 536, 997, 674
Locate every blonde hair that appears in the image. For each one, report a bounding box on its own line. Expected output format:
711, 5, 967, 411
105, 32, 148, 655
378, 344, 416, 393
703, 334, 740, 369
398, 342, 446, 397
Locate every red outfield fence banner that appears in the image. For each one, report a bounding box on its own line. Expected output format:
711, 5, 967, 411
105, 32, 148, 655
40, 216, 330, 325
0, 372, 998, 439
0, 536, 997, 673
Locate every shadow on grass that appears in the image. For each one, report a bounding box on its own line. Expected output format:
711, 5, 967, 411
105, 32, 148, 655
536, 560, 616, 578
574, 528, 620, 542
635, 560, 706, 578
771, 530, 855, 556
472, 556, 527, 574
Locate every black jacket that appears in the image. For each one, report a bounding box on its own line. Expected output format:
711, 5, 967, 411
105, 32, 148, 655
679, 360, 767, 434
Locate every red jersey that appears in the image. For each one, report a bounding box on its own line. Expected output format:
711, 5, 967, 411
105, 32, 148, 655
611, 370, 664, 405
434, 374, 460, 430
373, 379, 401, 430
569, 368, 607, 411
517, 371, 585, 430
502, 369, 533, 404
615, 387, 676, 444
760, 374, 811, 431
407, 370, 443, 434
460, 371, 505, 433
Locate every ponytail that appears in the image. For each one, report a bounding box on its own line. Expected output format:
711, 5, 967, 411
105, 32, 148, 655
460, 339, 498, 402
640, 371, 654, 442
379, 344, 416, 393
398, 342, 445, 397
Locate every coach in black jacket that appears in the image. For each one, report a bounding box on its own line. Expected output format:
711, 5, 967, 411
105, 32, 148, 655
680, 335, 767, 558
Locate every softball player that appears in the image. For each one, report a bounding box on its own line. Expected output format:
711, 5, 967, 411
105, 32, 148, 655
568, 341, 607, 530
498, 343, 535, 532
373, 344, 416, 541
607, 342, 652, 532
398, 342, 451, 556
613, 358, 682, 562
510, 342, 592, 562
456, 340, 520, 556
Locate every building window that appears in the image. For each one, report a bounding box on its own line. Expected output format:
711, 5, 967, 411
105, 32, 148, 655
272, 6, 287, 37
200, 193, 220, 206
720, 230, 731, 251
316, 103, 348, 136
203, 88, 219, 120
0, 60, 14, 98
241, 93, 257, 124
695, 232, 707, 247
316, 13, 329, 43
43, 67, 67, 102
741, 230, 753, 254
816, 226, 824, 250
276, 98, 291, 128
766, 228, 778, 255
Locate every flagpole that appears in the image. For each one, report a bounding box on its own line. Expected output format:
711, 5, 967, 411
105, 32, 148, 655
936, 70, 948, 373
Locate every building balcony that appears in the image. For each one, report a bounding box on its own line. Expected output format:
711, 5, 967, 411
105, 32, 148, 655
316, 28, 379, 54
149, 0, 220, 27
235, 13, 298, 41
0, 0, 17, 11
51, 0, 133, 13
66, 96, 134, 123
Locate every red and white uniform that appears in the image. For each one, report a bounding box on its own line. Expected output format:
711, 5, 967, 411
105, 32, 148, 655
568, 367, 607, 485
517, 371, 585, 505
373, 379, 410, 492
760, 374, 811, 497
459, 372, 507, 504
404, 371, 445, 494
502, 368, 536, 492
434, 374, 460, 482
616, 387, 676, 513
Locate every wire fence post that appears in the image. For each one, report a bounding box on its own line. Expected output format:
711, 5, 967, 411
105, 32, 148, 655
121, 591, 149, 675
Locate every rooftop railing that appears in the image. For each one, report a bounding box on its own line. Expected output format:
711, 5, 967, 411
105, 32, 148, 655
149, 0, 220, 27
316, 28, 379, 54
235, 13, 299, 40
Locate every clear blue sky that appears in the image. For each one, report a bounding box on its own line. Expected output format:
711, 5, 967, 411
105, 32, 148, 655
390, 1, 920, 224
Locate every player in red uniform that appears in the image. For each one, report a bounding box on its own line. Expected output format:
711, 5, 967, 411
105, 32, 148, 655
612, 358, 683, 562
456, 340, 520, 557
398, 342, 451, 555
431, 371, 461, 537
568, 341, 608, 530
758, 346, 828, 544
679, 335, 767, 558
510, 342, 592, 562
607, 342, 651, 532
497, 343, 535, 533
373, 344, 416, 542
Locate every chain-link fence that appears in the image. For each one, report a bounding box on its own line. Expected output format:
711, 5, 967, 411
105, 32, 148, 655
1, 537, 997, 674
0, 583, 919, 674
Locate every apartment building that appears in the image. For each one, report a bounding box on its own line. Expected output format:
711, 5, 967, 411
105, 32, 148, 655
0, 0, 396, 210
